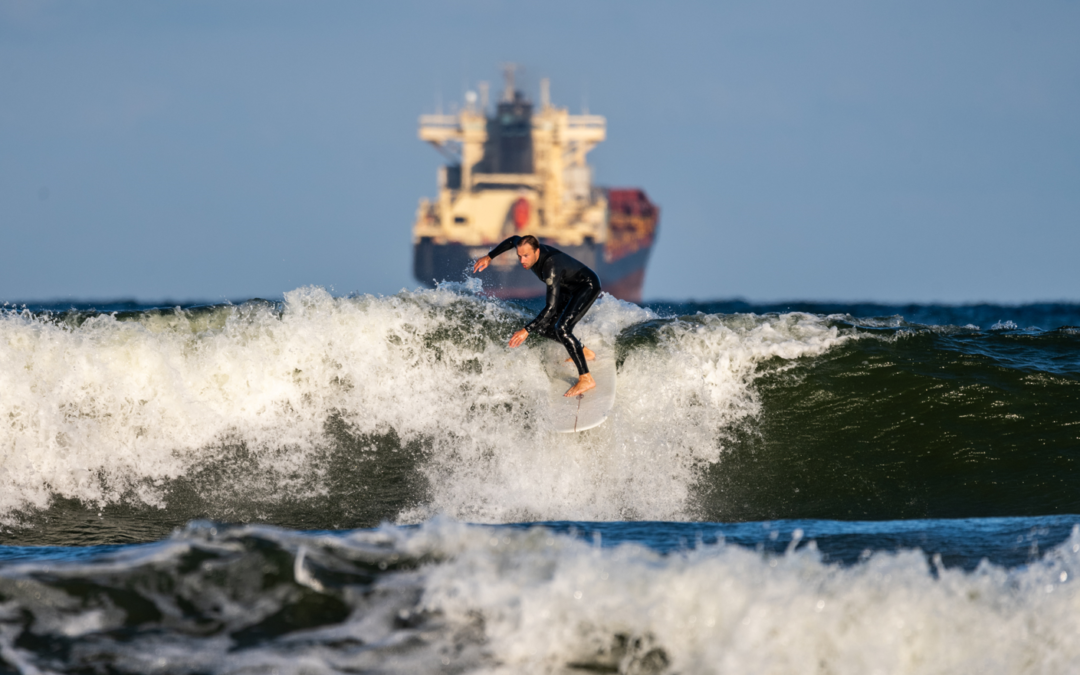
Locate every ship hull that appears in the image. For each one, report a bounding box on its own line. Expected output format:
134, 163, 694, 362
414, 238, 654, 303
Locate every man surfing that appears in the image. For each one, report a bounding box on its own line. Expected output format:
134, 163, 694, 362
473, 235, 602, 397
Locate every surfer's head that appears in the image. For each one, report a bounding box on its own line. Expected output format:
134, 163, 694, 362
516, 236, 541, 269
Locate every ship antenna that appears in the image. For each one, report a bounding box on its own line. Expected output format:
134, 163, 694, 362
502, 63, 517, 102
478, 81, 489, 112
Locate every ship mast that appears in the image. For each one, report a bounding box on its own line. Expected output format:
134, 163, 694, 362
501, 63, 517, 102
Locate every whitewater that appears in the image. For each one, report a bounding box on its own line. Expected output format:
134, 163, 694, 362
2, 284, 1080, 674
0, 283, 851, 529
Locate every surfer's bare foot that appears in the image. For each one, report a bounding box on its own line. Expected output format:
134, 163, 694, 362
564, 373, 596, 397
565, 346, 597, 363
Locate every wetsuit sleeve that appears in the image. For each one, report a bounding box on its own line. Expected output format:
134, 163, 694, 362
524, 259, 560, 334
487, 236, 522, 260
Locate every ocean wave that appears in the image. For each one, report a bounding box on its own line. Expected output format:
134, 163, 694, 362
0, 286, 850, 534
2, 518, 1079, 674
2, 286, 1077, 539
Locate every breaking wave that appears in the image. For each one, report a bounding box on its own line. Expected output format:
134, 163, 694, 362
2, 285, 1077, 542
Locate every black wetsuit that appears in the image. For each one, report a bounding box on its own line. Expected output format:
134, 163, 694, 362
487, 236, 602, 376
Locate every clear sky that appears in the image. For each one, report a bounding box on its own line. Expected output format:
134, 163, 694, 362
2, 0, 1078, 303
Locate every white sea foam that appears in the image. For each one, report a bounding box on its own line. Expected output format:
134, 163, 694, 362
19, 519, 1070, 674
0, 286, 853, 524
392, 520, 1080, 674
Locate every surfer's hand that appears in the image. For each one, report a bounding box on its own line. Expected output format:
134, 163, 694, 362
509, 329, 529, 348
473, 256, 491, 274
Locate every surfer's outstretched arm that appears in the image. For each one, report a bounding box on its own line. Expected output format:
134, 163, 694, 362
472, 256, 491, 274
487, 236, 523, 259
474, 236, 525, 273
509, 329, 529, 348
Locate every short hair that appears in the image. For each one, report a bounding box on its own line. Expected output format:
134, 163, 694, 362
517, 235, 540, 251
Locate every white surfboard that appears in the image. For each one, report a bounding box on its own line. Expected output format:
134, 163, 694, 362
543, 345, 616, 433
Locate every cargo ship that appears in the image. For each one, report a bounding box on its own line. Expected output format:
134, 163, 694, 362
412, 66, 659, 303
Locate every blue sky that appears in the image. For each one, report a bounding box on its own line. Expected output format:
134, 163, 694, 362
2, 0, 1078, 303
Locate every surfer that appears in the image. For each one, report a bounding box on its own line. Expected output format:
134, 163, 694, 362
473, 235, 601, 397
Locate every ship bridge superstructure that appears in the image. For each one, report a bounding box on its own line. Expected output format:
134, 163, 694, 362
413, 67, 609, 249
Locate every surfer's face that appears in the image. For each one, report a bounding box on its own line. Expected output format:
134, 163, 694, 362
516, 244, 540, 269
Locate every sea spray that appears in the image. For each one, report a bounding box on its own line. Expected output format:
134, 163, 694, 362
0, 285, 851, 530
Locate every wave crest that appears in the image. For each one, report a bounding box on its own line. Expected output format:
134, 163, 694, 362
0, 287, 850, 528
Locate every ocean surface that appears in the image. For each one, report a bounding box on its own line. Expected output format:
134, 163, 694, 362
1, 284, 1079, 673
